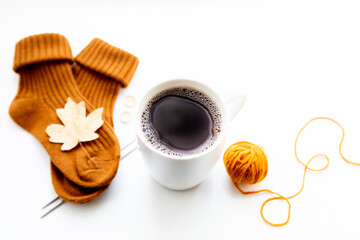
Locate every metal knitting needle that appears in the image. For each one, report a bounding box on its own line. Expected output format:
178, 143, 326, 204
120, 143, 139, 159
41, 139, 138, 219
122, 139, 137, 151
41, 199, 65, 219
42, 196, 60, 209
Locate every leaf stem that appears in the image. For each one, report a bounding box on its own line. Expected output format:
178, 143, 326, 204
79, 142, 99, 168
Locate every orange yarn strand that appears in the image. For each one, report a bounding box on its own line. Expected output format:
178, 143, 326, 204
223, 117, 359, 227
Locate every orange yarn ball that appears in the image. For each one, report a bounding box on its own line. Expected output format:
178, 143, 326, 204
223, 141, 268, 185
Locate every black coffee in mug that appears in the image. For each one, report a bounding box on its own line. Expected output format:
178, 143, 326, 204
141, 88, 222, 156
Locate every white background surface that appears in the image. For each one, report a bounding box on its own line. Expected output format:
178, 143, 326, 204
1, 0, 360, 239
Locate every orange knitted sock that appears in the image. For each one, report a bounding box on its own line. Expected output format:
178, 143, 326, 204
51, 38, 139, 203
75, 38, 138, 124
9, 34, 121, 189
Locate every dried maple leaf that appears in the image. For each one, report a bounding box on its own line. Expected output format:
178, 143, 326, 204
46, 98, 104, 151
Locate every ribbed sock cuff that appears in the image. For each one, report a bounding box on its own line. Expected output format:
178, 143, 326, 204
13, 33, 73, 72
75, 38, 139, 88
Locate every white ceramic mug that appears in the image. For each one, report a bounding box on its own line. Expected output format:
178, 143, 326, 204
135, 79, 246, 190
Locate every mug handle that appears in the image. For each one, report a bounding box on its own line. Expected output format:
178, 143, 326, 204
227, 94, 246, 121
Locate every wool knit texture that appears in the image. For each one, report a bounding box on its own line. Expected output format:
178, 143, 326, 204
9, 33, 120, 189
51, 38, 139, 203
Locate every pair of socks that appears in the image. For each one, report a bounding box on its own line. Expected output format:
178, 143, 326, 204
9, 33, 139, 203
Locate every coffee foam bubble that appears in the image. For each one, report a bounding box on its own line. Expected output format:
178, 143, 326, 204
141, 87, 222, 157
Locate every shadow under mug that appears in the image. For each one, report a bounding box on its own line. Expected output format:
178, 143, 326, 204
135, 79, 246, 190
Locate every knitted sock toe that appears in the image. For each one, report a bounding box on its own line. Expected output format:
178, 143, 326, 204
51, 164, 108, 204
